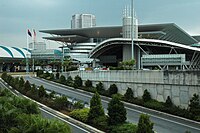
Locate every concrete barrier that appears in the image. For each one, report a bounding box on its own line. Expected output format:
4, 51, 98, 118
66, 70, 200, 108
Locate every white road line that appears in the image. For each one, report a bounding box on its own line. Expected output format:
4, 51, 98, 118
125, 106, 200, 131
40, 108, 90, 133
30, 77, 200, 131
29, 77, 92, 98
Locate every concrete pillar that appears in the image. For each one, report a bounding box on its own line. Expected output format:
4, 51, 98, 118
123, 45, 131, 61
92, 59, 96, 68
137, 47, 141, 69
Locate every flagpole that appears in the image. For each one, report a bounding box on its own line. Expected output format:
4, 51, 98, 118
26, 29, 29, 75
32, 29, 35, 75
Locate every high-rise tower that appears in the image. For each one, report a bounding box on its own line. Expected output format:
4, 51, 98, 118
122, 6, 138, 39
71, 14, 96, 29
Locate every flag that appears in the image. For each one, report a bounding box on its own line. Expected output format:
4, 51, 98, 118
33, 29, 36, 37
28, 29, 32, 37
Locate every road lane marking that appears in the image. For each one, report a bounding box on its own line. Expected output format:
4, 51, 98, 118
40, 108, 90, 133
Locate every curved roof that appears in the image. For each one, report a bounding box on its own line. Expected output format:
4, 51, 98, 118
40, 23, 198, 45
0, 45, 31, 59
89, 38, 200, 58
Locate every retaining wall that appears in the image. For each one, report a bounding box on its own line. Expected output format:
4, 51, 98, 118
64, 70, 200, 108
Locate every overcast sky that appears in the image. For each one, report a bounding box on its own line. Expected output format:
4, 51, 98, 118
0, 0, 200, 49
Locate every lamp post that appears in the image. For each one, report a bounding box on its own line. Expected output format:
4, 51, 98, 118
61, 45, 64, 73
131, 0, 134, 60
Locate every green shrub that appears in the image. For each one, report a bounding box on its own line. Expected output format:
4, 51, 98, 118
49, 91, 56, 99
108, 84, 118, 96
69, 108, 89, 123
136, 114, 154, 133
9, 114, 71, 133
92, 115, 108, 131
144, 100, 165, 111
59, 75, 66, 84
124, 87, 134, 102
66, 76, 73, 86
52, 96, 69, 110
23, 80, 31, 93
1, 72, 7, 80
36, 70, 43, 77
110, 123, 137, 133
56, 72, 60, 79
189, 94, 200, 116
165, 96, 173, 107
142, 89, 151, 102
38, 85, 47, 98
73, 101, 84, 109
96, 82, 104, 93
74, 75, 82, 88
49, 73, 55, 80
85, 79, 92, 87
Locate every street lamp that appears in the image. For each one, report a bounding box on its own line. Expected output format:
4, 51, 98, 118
131, 0, 134, 60
61, 45, 64, 73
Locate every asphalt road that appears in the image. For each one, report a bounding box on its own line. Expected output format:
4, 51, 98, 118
24, 76, 200, 133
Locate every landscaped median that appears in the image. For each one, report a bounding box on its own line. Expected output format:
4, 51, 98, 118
0, 88, 71, 133
37, 70, 200, 123
0, 73, 104, 133
1, 72, 156, 133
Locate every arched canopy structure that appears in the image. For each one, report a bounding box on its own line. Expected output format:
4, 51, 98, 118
89, 38, 200, 69
0, 45, 31, 59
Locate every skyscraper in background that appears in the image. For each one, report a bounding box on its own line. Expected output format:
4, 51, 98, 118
71, 14, 96, 29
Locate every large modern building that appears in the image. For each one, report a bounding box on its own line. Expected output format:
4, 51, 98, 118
40, 10, 200, 70
40, 22, 200, 70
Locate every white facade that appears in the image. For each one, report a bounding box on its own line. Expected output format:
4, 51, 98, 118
29, 42, 46, 50
64, 43, 97, 63
71, 14, 96, 29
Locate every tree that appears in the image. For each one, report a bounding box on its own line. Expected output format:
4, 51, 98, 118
108, 84, 118, 96
165, 96, 173, 107
96, 82, 104, 93
73, 101, 84, 109
88, 92, 105, 123
36, 70, 43, 77
85, 79, 92, 87
18, 77, 25, 89
74, 75, 82, 88
66, 76, 73, 86
49, 91, 56, 99
124, 87, 134, 101
53, 96, 69, 110
59, 75, 66, 84
107, 95, 127, 125
56, 72, 60, 79
189, 94, 200, 115
88, 91, 107, 129
136, 114, 154, 133
49, 73, 55, 80
142, 89, 151, 102
38, 85, 47, 98
23, 80, 31, 93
